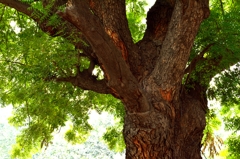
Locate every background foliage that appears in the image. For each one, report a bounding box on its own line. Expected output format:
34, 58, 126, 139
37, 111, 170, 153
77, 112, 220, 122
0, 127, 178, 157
0, 108, 125, 158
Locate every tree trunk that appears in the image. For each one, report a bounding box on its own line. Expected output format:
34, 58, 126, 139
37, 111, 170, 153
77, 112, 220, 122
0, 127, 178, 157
64, 0, 209, 158
123, 86, 207, 159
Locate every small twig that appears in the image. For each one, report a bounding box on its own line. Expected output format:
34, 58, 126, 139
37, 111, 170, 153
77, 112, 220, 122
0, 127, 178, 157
219, 0, 225, 15
0, 59, 26, 66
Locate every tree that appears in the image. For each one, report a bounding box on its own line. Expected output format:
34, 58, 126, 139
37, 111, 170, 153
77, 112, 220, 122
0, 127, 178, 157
0, 0, 239, 158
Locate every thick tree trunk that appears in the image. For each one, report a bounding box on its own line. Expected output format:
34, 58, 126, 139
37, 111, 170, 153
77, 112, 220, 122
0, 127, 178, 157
123, 88, 207, 159
120, 0, 209, 157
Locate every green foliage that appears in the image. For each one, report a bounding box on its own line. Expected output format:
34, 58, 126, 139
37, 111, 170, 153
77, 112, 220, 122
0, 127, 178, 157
64, 124, 90, 144
202, 109, 223, 158
188, 3, 240, 157
208, 57, 240, 157
221, 103, 240, 158
103, 122, 125, 152
0, 108, 125, 158
126, 0, 148, 42
94, 91, 126, 152
0, 4, 124, 158
226, 134, 240, 159
189, 0, 240, 86
209, 65, 240, 105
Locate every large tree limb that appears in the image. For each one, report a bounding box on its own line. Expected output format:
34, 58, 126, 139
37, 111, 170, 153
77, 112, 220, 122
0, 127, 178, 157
58, 0, 150, 112
143, 0, 208, 44
89, 0, 133, 58
89, 0, 141, 77
145, 0, 210, 99
136, 0, 174, 81
0, 0, 37, 19
0, 0, 97, 59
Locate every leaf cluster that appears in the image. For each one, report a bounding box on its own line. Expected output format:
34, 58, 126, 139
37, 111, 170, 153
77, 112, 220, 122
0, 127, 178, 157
188, 0, 240, 86
126, 0, 148, 42
201, 109, 223, 158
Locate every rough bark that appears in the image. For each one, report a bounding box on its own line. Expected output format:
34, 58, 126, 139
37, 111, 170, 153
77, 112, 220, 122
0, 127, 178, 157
123, 87, 207, 158
0, 0, 211, 158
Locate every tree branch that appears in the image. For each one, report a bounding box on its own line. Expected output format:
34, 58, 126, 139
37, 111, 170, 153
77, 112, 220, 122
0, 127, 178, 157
45, 70, 110, 94
89, 0, 134, 63
184, 43, 215, 74
0, 0, 108, 93
135, 0, 175, 81
186, 56, 223, 89
0, 0, 38, 20
0, 0, 101, 68
219, 0, 225, 15
147, 0, 210, 95
89, 0, 142, 78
